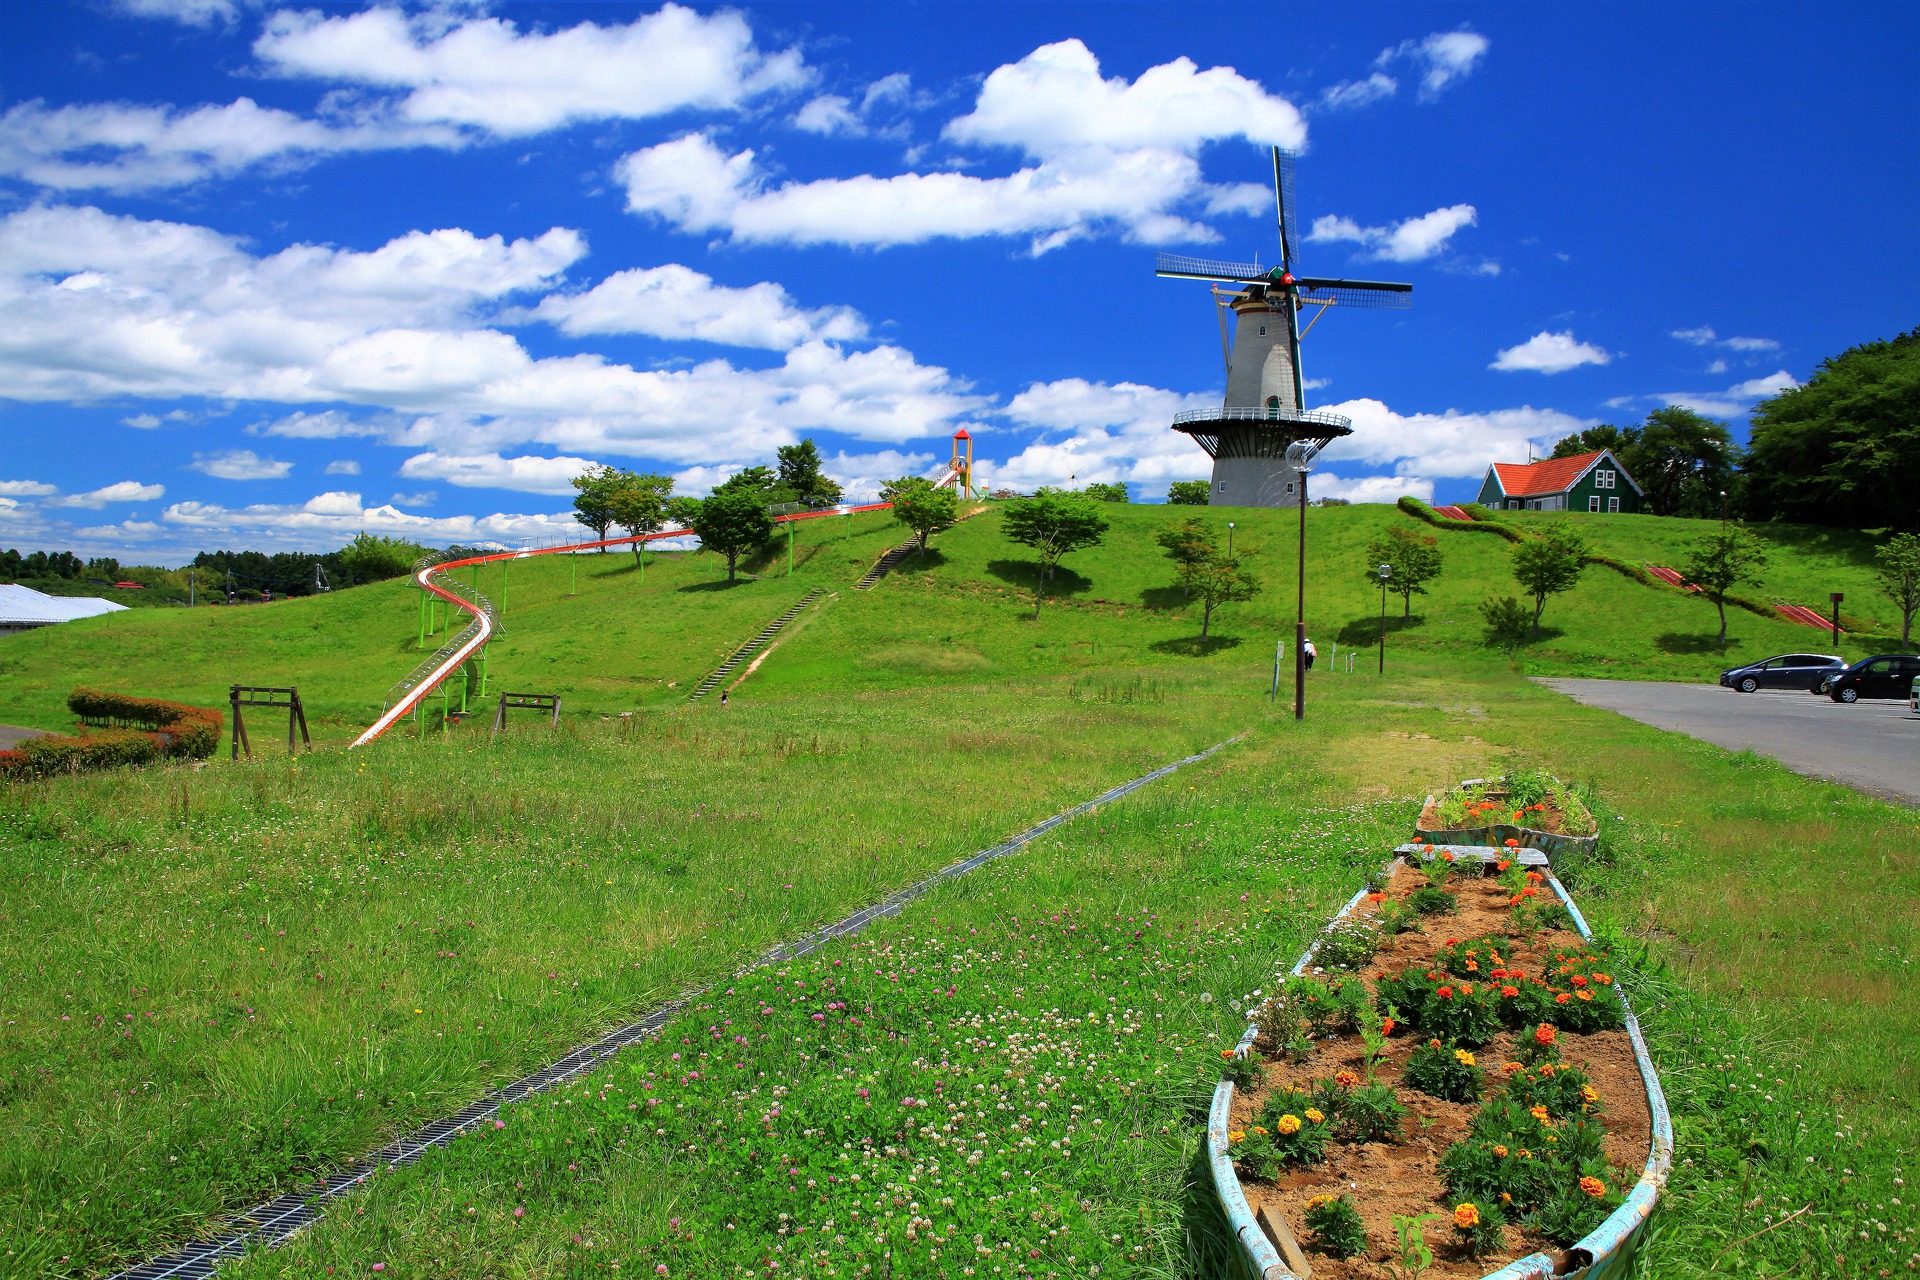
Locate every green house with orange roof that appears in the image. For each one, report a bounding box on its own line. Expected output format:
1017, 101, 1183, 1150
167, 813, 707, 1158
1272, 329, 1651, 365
1474, 449, 1643, 514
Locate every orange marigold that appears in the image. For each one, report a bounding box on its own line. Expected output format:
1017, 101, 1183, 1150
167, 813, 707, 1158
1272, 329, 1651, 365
1576, 989, 1594, 1002
1501, 985, 1521, 998
1454, 1203, 1480, 1229
1492, 1145, 1509, 1157
1334, 1070, 1361, 1089
1534, 1024, 1557, 1046
1580, 1176, 1607, 1198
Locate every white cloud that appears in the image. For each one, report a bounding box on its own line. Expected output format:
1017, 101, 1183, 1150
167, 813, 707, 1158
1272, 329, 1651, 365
1671, 326, 1717, 346
324, 458, 361, 475
1722, 336, 1781, 353
622, 40, 1307, 254
0, 480, 59, 496
1318, 73, 1398, 112
794, 95, 861, 136
534, 264, 866, 350
1729, 370, 1797, 397
388, 491, 435, 507
1308, 204, 1477, 262
397, 452, 601, 495
161, 490, 581, 548
0, 98, 462, 193
1314, 472, 1434, 504
252, 410, 386, 439
52, 480, 166, 508
1671, 326, 1781, 354
1321, 398, 1592, 482
943, 39, 1305, 159
1706, 359, 1728, 374
118, 0, 248, 24
254, 3, 808, 137
1489, 330, 1612, 374
191, 448, 293, 480
1376, 30, 1489, 99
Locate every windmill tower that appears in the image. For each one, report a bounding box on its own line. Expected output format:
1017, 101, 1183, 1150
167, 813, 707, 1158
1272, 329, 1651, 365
1157, 147, 1413, 507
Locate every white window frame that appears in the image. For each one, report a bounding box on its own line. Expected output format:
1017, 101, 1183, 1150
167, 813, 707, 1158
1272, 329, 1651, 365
1596, 469, 1615, 490
1215, 480, 1226, 492
1508, 500, 1520, 510
1607, 496, 1621, 513
1589, 496, 1601, 512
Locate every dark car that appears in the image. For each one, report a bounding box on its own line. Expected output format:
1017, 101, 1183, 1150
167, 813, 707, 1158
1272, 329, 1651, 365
1825, 653, 1920, 703
1719, 652, 1845, 692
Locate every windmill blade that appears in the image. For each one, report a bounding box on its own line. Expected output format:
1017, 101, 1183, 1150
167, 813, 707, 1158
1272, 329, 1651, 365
1272, 146, 1300, 272
1294, 276, 1413, 310
1154, 252, 1268, 283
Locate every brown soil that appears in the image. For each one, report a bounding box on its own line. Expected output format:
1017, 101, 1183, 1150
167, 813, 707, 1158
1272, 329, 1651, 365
1232, 863, 1650, 1277
1418, 791, 1592, 838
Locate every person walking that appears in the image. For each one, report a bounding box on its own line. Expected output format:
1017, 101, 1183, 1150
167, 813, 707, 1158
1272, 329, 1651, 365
1302, 638, 1317, 670
719, 690, 730, 709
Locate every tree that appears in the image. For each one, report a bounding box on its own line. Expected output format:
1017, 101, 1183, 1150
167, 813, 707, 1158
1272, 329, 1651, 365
1875, 531, 1920, 646
1742, 327, 1920, 532
713, 465, 778, 498
337, 532, 427, 582
606, 472, 675, 566
886, 476, 959, 554
1190, 553, 1259, 639
571, 464, 622, 551
1550, 424, 1635, 460
686, 490, 774, 582
1167, 480, 1211, 506
777, 439, 844, 507
1680, 524, 1769, 645
1001, 492, 1109, 618
1081, 482, 1129, 503
1155, 518, 1218, 598
1632, 406, 1740, 518
1510, 524, 1587, 636
1364, 526, 1444, 618
1479, 596, 1533, 656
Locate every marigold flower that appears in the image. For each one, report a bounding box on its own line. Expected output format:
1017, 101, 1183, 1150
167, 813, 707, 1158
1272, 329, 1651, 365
1576, 989, 1594, 1002
1277, 1114, 1302, 1135
1334, 1070, 1361, 1089
1513, 811, 1525, 823
1221, 1049, 1236, 1060
1464, 959, 1479, 971
1304, 1108, 1326, 1124
1453, 1049, 1476, 1066
1501, 985, 1520, 998
1582, 1086, 1600, 1102
1454, 1203, 1480, 1229
1504, 838, 1520, 848
1555, 992, 1573, 1004
1517, 1148, 1531, 1160
1381, 1018, 1396, 1036
1504, 1061, 1526, 1076
1368, 892, 1386, 902
1594, 973, 1613, 985
1499, 1191, 1513, 1204
1534, 1024, 1557, 1046
1570, 975, 1589, 988
1580, 1176, 1607, 1198
1306, 1194, 1337, 1210
1459, 982, 1475, 996
1538, 1064, 1556, 1077
1437, 985, 1455, 999
1442, 851, 1457, 862
1428, 1038, 1443, 1049
1526, 871, 1544, 885
1492, 1145, 1509, 1157
1495, 859, 1512, 871
1228, 1130, 1246, 1144
1253, 1126, 1268, 1135
1530, 1105, 1550, 1122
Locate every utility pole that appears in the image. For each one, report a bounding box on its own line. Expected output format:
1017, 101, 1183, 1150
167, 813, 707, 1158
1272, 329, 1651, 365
1831, 592, 1844, 644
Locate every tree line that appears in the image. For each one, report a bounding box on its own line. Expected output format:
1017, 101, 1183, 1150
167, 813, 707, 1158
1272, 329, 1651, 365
1549, 326, 1917, 532
1, 533, 429, 599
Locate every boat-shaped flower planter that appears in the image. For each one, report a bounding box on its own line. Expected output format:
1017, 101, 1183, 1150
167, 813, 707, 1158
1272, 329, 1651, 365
1416, 777, 1599, 860
1213, 840, 1666, 1280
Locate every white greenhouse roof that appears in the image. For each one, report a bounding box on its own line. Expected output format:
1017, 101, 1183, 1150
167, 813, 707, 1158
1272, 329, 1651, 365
0, 583, 130, 626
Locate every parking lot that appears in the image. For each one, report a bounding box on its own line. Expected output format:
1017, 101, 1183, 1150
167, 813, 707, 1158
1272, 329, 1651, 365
1536, 679, 1919, 806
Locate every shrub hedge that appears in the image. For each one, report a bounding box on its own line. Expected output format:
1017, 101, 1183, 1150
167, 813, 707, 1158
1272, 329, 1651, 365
1397, 496, 1523, 543
0, 690, 221, 780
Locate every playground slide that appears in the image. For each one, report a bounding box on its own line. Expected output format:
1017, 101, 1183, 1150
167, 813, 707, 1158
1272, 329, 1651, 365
349, 503, 897, 749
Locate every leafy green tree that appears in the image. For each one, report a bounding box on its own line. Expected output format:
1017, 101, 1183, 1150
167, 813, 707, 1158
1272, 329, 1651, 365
1681, 524, 1769, 645
1479, 596, 1533, 656
1167, 480, 1211, 506
885, 476, 959, 554
1155, 518, 1218, 598
1632, 406, 1740, 518
1874, 531, 1920, 646
687, 490, 774, 582
1364, 526, 1444, 618
1080, 482, 1129, 503
1743, 327, 1920, 532
1510, 524, 1587, 636
1190, 552, 1259, 639
337, 532, 427, 582
713, 465, 778, 498
606, 472, 675, 567
1001, 492, 1109, 619
571, 464, 622, 551
776, 439, 845, 507
1550, 424, 1636, 460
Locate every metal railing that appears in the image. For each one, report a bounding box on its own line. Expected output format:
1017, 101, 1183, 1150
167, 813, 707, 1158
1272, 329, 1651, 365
1171, 404, 1352, 430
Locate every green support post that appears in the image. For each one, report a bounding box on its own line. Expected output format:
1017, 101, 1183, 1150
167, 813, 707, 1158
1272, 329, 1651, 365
416, 586, 427, 650
787, 519, 795, 576
476, 646, 489, 698
501, 561, 508, 615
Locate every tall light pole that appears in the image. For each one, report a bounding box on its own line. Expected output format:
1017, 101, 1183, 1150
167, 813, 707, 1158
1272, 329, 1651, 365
1284, 440, 1323, 721
1227, 521, 1236, 555
1376, 562, 1393, 674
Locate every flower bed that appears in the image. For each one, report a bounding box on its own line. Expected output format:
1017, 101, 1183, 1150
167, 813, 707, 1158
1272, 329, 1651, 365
1417, 770, 1598, 859
1210, 843, 1669, 1278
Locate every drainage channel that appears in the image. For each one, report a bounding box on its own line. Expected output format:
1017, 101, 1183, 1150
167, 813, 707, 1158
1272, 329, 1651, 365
113, 733, 1244, 1279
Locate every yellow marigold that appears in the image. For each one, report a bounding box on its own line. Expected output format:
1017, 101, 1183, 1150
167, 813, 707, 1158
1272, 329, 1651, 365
1277, 1113, 1302, 1135
1453, 1203, 1480, 1229
1492, 1145, 1509, 1157
1517, 1148, 1532, 1159
1304, 1108, 1326, 1125
1582, 1085, 1600, 1102
1228, 1130, 1246, 1143
1503, 1061, 1526, 1076
1306, 1193, 1337, 1211
1529, 1105, 1550, 1122
1538, 1063, 1557, 1077
1498, 1191, 1513, 1204
1252, 1126, 1268, 1136
1453, 1049, 1476, 1066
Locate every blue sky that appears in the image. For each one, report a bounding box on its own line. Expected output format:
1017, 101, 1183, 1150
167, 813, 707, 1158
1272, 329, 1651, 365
1, 1, 1913, 562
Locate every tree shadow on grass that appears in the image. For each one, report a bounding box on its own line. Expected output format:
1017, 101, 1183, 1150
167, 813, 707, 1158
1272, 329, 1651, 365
676, 578, 754, 594
1139, 585, 1192, 611
892, 548, 949, 575
985, 559, 1091, 600
1333, 614, 1429, 647
1656, 631, 1732, 655
1148, 634, 1245, 657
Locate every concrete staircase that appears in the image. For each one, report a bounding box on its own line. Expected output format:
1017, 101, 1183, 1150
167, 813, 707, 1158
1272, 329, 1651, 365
855, 538, 922, 590
687, 590, 822, 700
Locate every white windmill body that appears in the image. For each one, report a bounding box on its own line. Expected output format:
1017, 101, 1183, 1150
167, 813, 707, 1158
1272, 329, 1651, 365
1158, 148, 1413, 508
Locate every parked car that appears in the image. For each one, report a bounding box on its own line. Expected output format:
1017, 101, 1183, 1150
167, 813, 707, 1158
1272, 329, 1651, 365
1911, 674, 1918, 715
1824, 653, 1920, 703
1719, 652, 1846, 692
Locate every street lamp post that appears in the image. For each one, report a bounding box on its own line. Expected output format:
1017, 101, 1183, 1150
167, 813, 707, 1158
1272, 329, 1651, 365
1376, 562, 1393, 674
1227, 521, 1236, 556
1284, 441, 1323, 720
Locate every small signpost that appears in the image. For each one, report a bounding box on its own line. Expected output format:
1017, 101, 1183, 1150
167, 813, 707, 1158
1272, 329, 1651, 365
1830, 591, 1845, 638
230, 685, 310, 760
492, 692, 561, 734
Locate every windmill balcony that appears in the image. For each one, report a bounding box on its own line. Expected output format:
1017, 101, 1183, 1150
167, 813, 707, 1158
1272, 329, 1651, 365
1171, 405, 1353, 430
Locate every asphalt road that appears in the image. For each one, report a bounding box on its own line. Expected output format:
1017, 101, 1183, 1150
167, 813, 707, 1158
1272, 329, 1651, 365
1536, 679, 1920, 807
0, 724, 49, 752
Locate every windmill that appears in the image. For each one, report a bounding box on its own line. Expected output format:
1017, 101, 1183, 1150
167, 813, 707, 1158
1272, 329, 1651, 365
1156, 146, 1411, 507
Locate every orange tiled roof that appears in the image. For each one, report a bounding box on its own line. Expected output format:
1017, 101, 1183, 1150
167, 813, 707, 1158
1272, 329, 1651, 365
1489, 450, 1606, 498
